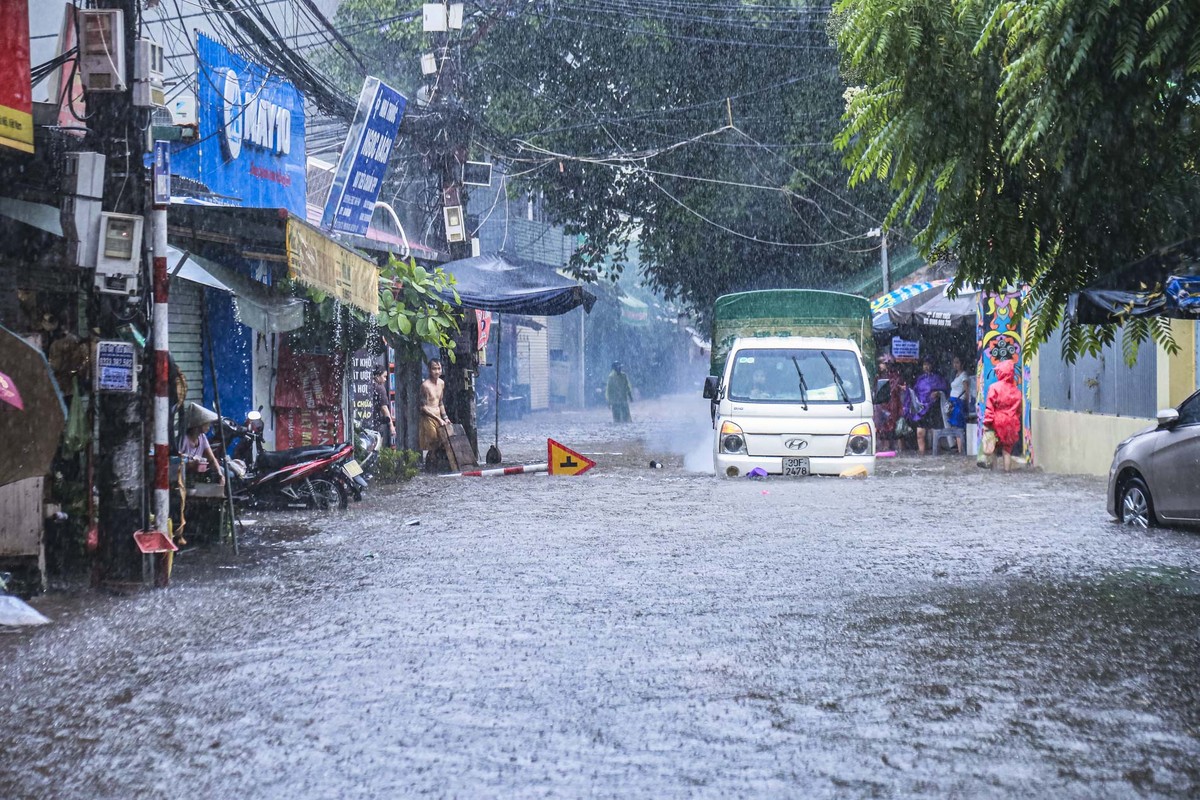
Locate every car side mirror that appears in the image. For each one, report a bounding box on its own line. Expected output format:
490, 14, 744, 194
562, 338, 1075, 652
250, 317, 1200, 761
702, 375, 720, 399
1157, 408, 1181, 428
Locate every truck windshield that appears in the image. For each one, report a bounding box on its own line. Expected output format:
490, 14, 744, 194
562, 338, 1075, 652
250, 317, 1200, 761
728, 348, 866, 404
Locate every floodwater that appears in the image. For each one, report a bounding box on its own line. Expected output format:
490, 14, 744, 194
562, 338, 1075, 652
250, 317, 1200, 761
2, 396, 1199, 798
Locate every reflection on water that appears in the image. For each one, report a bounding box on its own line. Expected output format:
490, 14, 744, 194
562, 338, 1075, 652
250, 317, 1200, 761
2, 396, 1198, 798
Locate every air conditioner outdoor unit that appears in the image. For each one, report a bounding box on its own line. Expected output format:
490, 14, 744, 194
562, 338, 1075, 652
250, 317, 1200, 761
78, 9, 126, 92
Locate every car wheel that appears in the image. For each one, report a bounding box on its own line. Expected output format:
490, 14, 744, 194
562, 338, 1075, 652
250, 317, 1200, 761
1120, 477, 1155, 529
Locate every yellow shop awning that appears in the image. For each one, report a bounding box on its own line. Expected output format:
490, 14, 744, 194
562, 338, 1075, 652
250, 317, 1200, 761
285, 217, 380, 315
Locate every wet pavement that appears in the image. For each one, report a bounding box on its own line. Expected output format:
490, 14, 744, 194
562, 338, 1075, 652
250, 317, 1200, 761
2, 396, 1199, 798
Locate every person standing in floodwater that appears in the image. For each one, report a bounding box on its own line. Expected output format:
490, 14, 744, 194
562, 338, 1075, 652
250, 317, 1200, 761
606, 361, 634, 423
370, 366, 396, 449
419, 359, 452, 470
984, 358, 1023, 473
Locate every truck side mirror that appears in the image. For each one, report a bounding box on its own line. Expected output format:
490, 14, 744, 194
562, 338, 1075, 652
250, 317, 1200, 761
703, 375, 720, 399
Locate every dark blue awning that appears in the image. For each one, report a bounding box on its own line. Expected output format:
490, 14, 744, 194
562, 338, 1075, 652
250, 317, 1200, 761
437, 252, 596, 316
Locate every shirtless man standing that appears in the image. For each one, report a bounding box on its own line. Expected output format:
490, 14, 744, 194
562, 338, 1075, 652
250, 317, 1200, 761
419, 359, 452, 470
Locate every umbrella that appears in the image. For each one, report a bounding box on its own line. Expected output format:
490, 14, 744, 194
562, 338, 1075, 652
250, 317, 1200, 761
0, 325, 67, 487
888, 284, 980, 330
871, 281, 950, 332
870, 280, 949, 314
435, 252, 597, 465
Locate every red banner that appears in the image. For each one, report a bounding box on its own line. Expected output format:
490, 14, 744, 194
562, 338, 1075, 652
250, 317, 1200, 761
274, 407, 344, 450
476, 310, 492, 350
0, 0, 33, 154
273, 344, 344, 448
54, 4, 86, 133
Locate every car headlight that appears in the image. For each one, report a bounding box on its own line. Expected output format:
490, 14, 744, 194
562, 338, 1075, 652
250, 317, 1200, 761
719, 420, 746, 454
845, 422, 873, 456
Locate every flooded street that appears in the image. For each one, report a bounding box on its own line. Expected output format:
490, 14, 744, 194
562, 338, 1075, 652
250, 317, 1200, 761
3, 397, 1199, 798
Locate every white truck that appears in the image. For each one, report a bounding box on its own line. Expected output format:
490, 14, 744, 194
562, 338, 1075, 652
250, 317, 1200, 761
701, 290, 875, 477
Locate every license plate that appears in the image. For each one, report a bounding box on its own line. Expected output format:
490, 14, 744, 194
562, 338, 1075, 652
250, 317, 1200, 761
782, 456, 809, 477
342, 459, 364, 478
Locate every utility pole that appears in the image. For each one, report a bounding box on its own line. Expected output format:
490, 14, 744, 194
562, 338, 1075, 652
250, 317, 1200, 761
422, 4, 479, 459
87, 0, 151, 586
869, 227, 890, 294
881, 231, 890, 294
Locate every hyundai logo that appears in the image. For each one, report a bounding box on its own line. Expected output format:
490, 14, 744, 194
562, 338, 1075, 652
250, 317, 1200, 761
784, 438, 809, 451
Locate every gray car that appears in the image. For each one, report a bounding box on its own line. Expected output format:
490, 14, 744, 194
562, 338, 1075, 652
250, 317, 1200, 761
1108, 389, 1200, 527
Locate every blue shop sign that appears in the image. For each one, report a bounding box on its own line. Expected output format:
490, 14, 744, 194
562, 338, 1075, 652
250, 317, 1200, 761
171, 34, 306, 214
321, 76, 406, 235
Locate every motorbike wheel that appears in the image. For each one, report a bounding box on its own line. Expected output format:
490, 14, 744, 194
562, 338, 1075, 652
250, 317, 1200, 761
339, 473, 364, 502
306, 477, 348, 511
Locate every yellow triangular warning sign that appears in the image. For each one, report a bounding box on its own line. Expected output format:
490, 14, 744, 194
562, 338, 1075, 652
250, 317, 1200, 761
547, 438, 596, 476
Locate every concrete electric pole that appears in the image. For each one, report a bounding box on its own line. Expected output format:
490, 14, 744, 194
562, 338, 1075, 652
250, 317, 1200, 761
85, 0, 153, 586
422, 3, 479, 459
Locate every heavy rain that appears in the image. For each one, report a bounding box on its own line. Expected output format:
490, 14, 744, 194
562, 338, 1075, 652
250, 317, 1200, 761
3, 0, 1200, 797
5, 401, 1200, 797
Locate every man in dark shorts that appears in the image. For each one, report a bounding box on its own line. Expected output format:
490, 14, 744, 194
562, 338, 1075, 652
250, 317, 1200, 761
370, 366, 396, 448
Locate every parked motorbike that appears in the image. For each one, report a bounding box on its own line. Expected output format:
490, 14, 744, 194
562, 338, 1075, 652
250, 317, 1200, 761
218, 412, 362, 511
352, 423, 383, 498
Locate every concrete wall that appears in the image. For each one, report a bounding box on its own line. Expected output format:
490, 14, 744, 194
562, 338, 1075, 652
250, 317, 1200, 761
1030, 409, 1153, 476
1031, 319, 1196, 476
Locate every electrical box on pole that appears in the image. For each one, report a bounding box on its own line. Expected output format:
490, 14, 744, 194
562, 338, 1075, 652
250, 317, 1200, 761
61, 152, 106, 270
443, 205, 466, 243
78, 9, 127, 92
422, 4, 449, 32
94, 212, 144, 296
133, 38, 166, 108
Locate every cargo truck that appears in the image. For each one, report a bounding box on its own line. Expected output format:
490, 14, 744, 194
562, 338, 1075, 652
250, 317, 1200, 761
702, 290, 876, 477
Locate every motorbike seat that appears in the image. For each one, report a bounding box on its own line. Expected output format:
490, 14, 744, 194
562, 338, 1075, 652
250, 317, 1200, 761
257, 445, 338, 471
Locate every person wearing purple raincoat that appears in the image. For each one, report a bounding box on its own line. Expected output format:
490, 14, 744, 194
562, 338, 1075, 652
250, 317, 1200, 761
905, 355, 950, 455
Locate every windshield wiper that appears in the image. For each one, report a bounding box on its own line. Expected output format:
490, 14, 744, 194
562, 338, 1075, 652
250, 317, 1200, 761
790, 356, 809, 410
821, 351, 854, 410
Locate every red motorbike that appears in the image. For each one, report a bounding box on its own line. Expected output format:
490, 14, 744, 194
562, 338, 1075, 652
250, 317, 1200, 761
220, 414, 360, 511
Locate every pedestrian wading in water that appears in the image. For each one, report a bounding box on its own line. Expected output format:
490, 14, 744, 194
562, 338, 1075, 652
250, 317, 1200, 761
419, 359, 452, 471
983, 358, 1023, 472
606, 361, 633, 423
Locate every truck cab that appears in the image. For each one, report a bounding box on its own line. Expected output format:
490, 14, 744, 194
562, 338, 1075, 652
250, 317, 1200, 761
704, 336, 875, 477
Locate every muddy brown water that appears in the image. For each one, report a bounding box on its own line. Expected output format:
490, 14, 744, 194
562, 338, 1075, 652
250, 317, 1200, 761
2, 397, 1198, 798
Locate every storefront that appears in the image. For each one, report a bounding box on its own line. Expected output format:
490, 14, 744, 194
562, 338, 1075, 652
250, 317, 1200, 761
165, 35, 379, 447
165, 206, 380, 447
872, 282, 1033, 461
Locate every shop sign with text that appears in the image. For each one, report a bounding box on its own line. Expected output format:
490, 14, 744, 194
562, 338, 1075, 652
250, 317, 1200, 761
321, 76, 407, 235
285, 218, 380, 314
171, 34, 306, 212
0, 0, 33, 154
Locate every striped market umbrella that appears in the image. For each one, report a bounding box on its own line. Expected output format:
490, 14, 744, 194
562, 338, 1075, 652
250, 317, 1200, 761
870, 280, 950, 314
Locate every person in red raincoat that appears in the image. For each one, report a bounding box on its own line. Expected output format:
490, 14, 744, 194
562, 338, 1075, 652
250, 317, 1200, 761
874, 357, 907, 453
983, 358, 1023, 472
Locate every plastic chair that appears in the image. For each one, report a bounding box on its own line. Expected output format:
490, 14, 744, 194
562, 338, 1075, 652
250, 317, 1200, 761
932, 428, 965, 455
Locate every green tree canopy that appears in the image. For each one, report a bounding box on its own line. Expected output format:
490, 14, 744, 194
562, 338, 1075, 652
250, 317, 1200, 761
333, 0, 894, 321
834, 0, 1200, 357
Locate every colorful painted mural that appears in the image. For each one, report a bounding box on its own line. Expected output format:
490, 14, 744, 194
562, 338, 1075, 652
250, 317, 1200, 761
975, 289, 1033, 464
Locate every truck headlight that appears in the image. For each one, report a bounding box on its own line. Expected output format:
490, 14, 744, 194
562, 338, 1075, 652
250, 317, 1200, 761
719, 420, 746, 454
845, 422, 873, 456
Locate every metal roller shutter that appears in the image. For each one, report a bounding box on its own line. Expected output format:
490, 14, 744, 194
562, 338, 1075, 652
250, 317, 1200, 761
515, 318, 550, 412
168, 277, 204, 398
